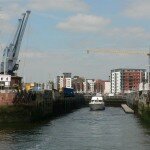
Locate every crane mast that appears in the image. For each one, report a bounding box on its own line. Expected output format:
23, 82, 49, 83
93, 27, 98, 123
0, 10, 31, 75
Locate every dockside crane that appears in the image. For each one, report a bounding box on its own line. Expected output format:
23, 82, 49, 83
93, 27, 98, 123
0, 10, 31, 75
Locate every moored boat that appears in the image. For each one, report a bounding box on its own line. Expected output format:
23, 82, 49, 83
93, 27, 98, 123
89, 93, 105, 111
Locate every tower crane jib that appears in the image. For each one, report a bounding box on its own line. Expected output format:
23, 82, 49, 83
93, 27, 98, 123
87, 48, 150, 89
87, 49, 148, 55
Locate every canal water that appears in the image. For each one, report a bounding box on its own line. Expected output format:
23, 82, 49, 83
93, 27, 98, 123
0, 107, 150, 150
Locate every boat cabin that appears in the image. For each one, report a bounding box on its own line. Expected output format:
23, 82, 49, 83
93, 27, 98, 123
90, 96, 103, 103
91, 96, 103, 100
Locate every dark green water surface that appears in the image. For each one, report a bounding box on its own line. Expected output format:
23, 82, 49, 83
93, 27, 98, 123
0, 107, 150, 150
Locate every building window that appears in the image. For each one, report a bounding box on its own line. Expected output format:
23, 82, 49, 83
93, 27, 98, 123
1, 78, 3, 81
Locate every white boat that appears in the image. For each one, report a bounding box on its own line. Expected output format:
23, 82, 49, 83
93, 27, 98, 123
89, 93, 105, 111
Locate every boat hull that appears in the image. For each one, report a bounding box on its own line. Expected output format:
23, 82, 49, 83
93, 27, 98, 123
89, 103, 105, 111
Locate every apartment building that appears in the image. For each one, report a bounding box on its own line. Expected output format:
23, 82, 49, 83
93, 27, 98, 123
111, 68, 146, 94
57, 73, 72, 91
72, 76, 84, 93
94, 80, 105, 93
104, 81, 111, 94
57, 73, 111, 94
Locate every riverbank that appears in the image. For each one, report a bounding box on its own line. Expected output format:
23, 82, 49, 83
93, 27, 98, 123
0, 92, 85, 123
138, 105, 150, 124
0, 103, 52, 123
126, 90, 150, 125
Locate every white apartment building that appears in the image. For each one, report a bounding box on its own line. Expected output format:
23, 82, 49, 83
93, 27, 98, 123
87, 79, 95, 93
83, 79, 95, 93
0, 74, 11, 87
139, 82, 149, 91
65, 77, 72, 88
83, 80, 87, 93
57, 73, 72, 90
59, 76, 64, 89
104, 81, 111, 94
139, 71, 150, 91
111, 70, 122, 94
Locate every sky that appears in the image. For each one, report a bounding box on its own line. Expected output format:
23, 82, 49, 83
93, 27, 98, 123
0, 0, 150, 83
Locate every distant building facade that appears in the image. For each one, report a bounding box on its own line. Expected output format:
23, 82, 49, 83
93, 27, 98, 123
94, 80, 105, 93
0, 75, 22, 90
139, 72, 150, 90
104, 81, 111, 94
86, 79, 95, 93
72, 76, 84, 93
111, 68, 146, 94
0, 74, 11, 88
57, 73, 72, 91
56, 73, 111, 94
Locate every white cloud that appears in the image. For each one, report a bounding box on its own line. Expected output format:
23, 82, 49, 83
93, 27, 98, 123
124, 0, 150, 18
20, 51, 49, 58
0, 2, 26, 19
0, 12, 10, 20
0, 2, 26, 34
28, 0, 89, 12
57, 13, 150, 40
106, 26, 150, 39
20, 50, 74, 60
57, 14, 111, 32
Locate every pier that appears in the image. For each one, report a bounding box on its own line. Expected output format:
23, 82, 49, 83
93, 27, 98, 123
121, 104, 134, 114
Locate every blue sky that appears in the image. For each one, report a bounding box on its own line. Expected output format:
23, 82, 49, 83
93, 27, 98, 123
0, 0, 150, 82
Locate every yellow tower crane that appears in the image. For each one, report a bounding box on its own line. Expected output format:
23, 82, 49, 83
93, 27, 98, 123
87, 48, 150, 90
87, 49, 148, 55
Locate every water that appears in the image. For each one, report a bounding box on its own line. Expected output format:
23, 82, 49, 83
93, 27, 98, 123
0, 107, 150, 150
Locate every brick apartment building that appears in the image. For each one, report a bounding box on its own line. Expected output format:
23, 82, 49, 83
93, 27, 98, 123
94, 80, 105, 93
111, 68, 146, 94
72, 78, 110, 94
72, 76, 84, 93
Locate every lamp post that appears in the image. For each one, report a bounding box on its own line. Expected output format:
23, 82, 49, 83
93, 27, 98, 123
147, 46, 150, 91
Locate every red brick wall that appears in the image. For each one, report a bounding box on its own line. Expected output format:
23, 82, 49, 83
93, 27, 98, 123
94, 80, 105, 93
123, 71, 143, 91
